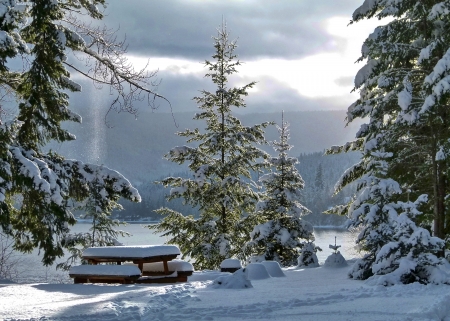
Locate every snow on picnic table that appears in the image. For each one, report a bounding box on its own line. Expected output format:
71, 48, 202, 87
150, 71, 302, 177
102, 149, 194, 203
82, 245, 181, 258
2, 262, 450, 321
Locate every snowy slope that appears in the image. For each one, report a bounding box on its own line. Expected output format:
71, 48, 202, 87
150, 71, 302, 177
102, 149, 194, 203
1, 262, 449, 321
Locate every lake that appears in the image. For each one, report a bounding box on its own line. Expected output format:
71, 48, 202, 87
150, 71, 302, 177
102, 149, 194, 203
6, 223, 358, 284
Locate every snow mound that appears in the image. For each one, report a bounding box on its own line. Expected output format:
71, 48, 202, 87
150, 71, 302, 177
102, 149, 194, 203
212, 268, 252, 289
324, 252, 348, 268
246, 263, 271, 280
220, 258, 242, 269
261, 261, 286, 277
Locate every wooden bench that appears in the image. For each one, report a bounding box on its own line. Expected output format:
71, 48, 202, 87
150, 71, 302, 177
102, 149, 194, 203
69, 265, 142, 284
128, 260, 194, 283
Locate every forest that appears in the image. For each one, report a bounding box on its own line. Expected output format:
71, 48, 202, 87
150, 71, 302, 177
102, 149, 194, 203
117, 150, 360, 227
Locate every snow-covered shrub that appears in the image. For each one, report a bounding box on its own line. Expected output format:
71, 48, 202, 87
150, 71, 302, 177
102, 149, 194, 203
324, 252, 347, 268
298, 241, 320, 268
212, 268, 252, 289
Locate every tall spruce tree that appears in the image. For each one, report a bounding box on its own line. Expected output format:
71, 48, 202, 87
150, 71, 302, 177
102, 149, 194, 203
327, 0, 450, 284
0, 1, 164, 265
244, 113, 315, 267
151, 24, 270, 270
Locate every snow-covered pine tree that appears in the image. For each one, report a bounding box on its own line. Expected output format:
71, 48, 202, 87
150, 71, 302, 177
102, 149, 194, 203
151, 24, 270, 270
333, 148, 400, 280
371, 195, 449, 285
0, 1, 164, 265
327, 0, 450, 283
244, 113, 316, 267
57, 168, 130, 270
348, 0, 450, 245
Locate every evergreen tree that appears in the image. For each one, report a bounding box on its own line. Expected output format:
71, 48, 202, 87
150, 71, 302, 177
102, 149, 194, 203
314, 163, 324, 192
151, 24, 270, 270
0, 1, 163, 265
371, 195, 449, 285
57, 168, 130, 270
244, 113, 315, 267
328, 0, 450, 283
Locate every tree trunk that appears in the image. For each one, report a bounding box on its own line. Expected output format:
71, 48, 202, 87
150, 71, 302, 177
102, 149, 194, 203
432, 146, 446, 257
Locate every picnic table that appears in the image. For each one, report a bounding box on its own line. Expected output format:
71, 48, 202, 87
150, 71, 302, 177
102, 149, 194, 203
69, 245, 193, 284
82, 245, 181, 274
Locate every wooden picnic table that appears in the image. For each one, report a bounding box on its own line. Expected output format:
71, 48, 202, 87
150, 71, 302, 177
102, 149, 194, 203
71, 245, 195, 284
82, 245, 181, 275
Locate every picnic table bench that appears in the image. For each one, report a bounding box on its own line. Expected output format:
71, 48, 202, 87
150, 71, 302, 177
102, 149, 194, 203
69, 245, 193, 284
131, 259, 194, 283
69, 265, 141, 284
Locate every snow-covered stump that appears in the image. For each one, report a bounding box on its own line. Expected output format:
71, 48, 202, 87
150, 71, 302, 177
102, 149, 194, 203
212, 268, 252, 289
69, 265, 142, 284
220, 258, 242, 273
261, 261, 286, 277
324, 252, 348, 268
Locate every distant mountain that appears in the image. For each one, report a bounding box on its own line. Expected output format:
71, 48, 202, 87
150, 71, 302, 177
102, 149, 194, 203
48, 109, 363, 185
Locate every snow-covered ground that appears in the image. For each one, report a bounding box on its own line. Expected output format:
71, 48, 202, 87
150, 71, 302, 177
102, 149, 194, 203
2, 260, 450, 321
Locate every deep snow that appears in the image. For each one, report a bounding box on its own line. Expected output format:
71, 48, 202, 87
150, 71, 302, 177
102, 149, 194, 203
2, 260, 450, 321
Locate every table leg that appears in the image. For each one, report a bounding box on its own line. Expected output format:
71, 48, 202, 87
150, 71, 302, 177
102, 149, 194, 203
163, 261, 169, 275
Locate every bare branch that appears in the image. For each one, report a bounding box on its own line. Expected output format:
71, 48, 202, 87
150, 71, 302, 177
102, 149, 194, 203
61, 13, 173, 120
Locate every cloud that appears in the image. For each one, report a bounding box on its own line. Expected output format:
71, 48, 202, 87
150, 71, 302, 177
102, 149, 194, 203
63, 0, 387, 118
147, 70, 355, 114
101, 0, 363, 60
334, 76, 354, 87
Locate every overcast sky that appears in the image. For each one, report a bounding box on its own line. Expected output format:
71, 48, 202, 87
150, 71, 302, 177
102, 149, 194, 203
92, 1, 384, 114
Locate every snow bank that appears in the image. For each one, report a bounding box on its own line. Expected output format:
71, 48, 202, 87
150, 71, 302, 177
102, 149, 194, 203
2, 266, 450, 320
212, 268, 253, 289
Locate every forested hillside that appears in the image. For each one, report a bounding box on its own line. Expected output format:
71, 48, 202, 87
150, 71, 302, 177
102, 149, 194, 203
51, 109, 362, 225
118, 151, 361, 226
